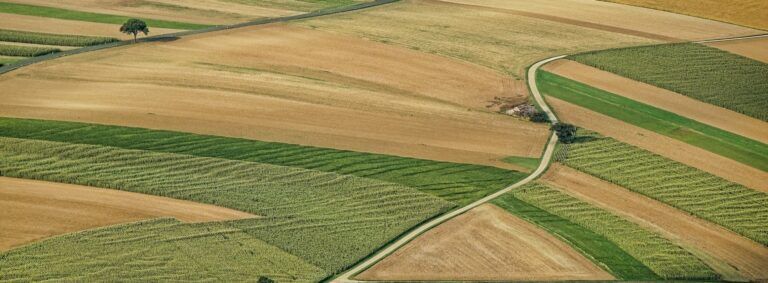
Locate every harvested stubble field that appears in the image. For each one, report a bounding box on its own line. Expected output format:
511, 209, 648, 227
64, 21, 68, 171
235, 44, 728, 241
437, 0, 761, 41
0, 29, 118, 47
602, 0, 768, 31
558, 130, 768, 246
706, 37, 768, 64
295, 0, 659, 77
357, 204, 614, 281
570, 43, 768, 121
507, 182, 716, 280
0, 136, 454, 280
0, 24, 550, 169
0, 177, 255, 251
538, 71, 768, 172
542, 164, 768, 281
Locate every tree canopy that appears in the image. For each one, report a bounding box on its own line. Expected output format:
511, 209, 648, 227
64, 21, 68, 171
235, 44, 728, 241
120, 19, 149, 43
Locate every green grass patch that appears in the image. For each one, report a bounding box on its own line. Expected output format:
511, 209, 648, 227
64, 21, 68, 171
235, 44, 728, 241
0, 55, 24, 66
492, 194, 660, 280
538, 70, 768, 171
0, 219, 326, 282
0, 2, 212, 30
0, 117, 525, 206
570, 43, 768, 121
558, 130, 768, 245
501, 156, 539, 172
0, 136, 453, 278
0, 29, 118, 46
0, 43, 59, 57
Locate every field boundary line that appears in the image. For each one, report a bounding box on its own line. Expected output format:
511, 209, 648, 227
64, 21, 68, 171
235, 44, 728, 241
0, 0, 400, 75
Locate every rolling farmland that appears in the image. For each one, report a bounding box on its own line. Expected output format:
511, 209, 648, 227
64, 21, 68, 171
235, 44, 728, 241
602, 0, 768, 30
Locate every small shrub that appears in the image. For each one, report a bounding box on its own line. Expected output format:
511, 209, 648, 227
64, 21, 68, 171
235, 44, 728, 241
530, 111, 549, 123
551, 123, 576, 143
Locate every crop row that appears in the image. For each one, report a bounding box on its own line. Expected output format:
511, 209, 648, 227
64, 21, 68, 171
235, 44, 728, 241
559, 130, 768, 245
0, 43, 59, 57
0, 136, 453, 278
570, 43, 768, 121
0, 117, 524, 206
0, 219, 325, 282
0, 29, 118, 46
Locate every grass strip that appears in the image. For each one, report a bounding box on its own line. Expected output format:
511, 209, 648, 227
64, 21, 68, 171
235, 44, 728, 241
493, 194, 660, 280
0, 29, 118, 46
570, 43, 768, 121
0, 43, 59, 56
538, 70, 768, 171
559, 129, 768, 245
0, 2, 212, 30
0, 117, 525, 206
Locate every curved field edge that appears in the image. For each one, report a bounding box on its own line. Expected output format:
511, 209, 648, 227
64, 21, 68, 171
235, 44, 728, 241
555, 129, 768, 245
0, 117, 525, 206
0, 218, 325, 282
537, 70, 768, 171
0, 136, 454, 280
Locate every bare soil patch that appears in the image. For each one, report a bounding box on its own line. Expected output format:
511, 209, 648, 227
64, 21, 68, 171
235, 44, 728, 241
543, 59, 768, 144
0, 13, 182, 39
357, 203, 613, 281
0, 177, 256, 251
438, 0, 761, 41
0, 24, 548, 169
548, 97, 768, 192
707, 37, 768, 63
542, 164, 768, 281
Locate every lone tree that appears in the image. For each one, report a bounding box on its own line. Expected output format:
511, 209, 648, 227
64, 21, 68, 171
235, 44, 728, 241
551, 123, 577, 143
120, 19, 149, 43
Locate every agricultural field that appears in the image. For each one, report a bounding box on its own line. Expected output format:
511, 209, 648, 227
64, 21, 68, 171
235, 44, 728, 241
706, 37, 768, 63
602, 0, 768, 30
570, 43, 768, 121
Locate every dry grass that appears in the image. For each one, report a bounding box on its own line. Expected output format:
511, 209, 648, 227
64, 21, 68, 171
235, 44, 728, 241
603, 0, 768, 31
295, 0, 658, 78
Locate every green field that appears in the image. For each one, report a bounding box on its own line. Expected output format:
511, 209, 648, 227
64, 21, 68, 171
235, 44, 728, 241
538, 70, 768, 171
570, 43, 768, 121
558, 130, 768, 245
0, 29, 118, 46
0, 55, 24, 66
493, 194, 660, 280
0, 219, 326, 282
0, 2, 211, 30
0, 43, 59, 57
502, 156, 540, 172
0, 135, 453, 280
0, 118, 525, 206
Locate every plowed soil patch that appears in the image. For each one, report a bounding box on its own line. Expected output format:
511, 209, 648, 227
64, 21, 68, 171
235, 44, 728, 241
707, 37, 768, 63
548, 97, 768, 192
0, 13, 182, 39
0, 177, 256, 251
542, 164, 768, 281
438, 0, 761, 41
543, 59, 768, 144
356, 204, 613, 281
0, 24, 548, 168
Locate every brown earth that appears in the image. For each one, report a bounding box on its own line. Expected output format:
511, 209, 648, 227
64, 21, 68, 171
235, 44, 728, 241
547, 97, 768, 192
542, 164, 768, 281
0, 24, 549, 169
0, 13, 183, 39
0, 177, 256, 251
543, 59, 768, 144
437, 0, 762, 41
356, 203, 614, 281
4, 0, 300, 25
706, 37, 768, 63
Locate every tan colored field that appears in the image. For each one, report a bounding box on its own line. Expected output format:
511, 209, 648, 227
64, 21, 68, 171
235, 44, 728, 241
0, 41, 78, 50
603, 0, 768, 31
0, 177, 255, 251
542, 164, 768, 281
707, 37, 768, 63
0, 13, 182, 39
0, 24, 549, 169
3, 0, 301, 25
548, 97, 768, 192
440, 0, 761, 41
543, 59, 768, 144
296, 0, 658, 78
357, 204, 613, 281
